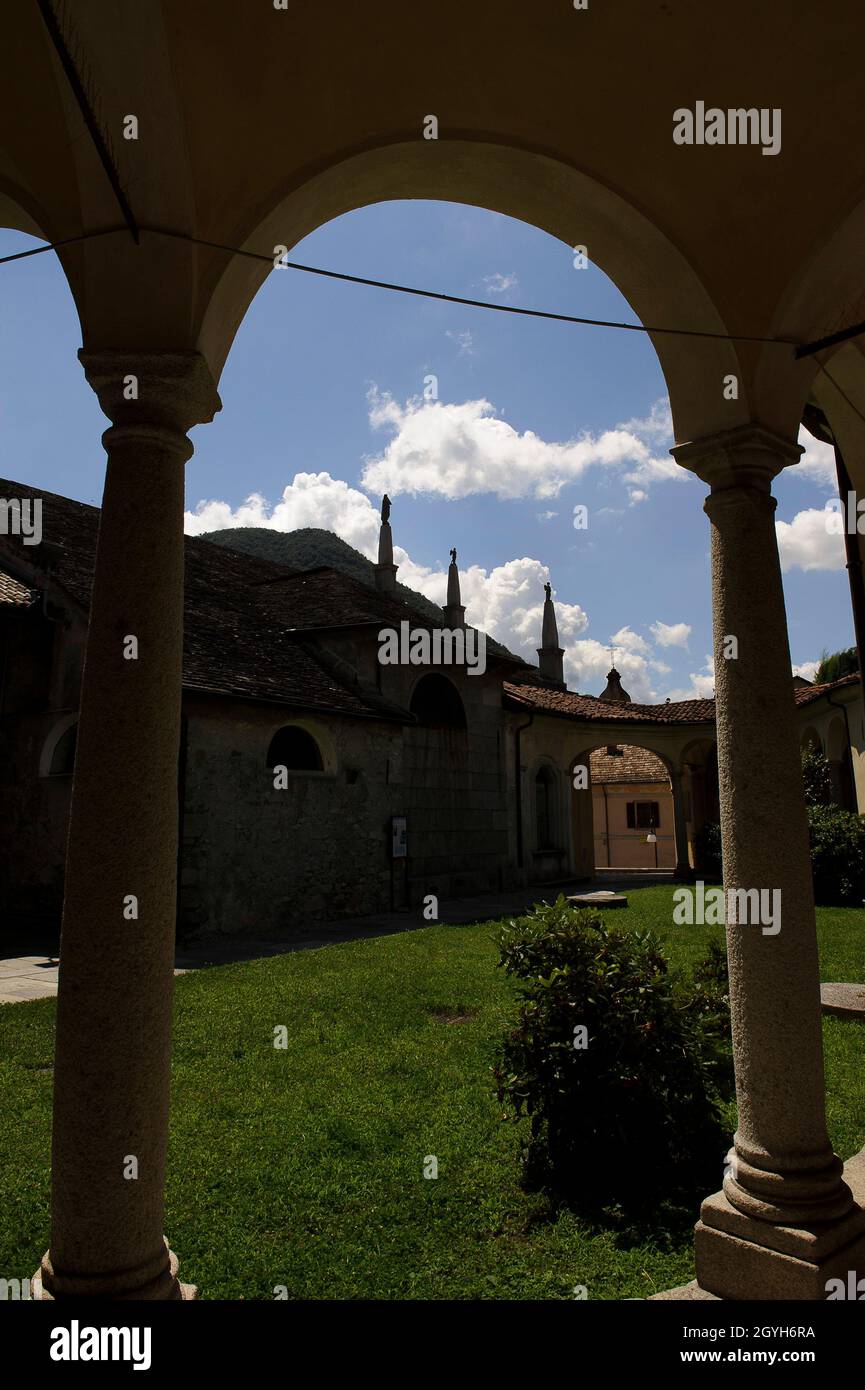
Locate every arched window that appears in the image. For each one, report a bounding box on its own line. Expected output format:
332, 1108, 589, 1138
535, 765, 557, 849
266, 725, 324, 772
410, 673, 467, 729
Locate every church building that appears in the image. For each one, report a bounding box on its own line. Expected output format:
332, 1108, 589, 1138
2, 477, 862, 938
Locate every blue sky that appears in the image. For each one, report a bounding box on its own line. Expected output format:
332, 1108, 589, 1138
0, 202, 851, 699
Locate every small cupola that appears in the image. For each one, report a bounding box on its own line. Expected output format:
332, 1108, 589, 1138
599, 666, 631, 703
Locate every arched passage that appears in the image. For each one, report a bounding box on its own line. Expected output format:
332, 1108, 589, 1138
6, 0, 865, 1310
570, 742, 680, 875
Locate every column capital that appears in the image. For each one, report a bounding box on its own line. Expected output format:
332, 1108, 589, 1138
79, 350, 221, 441
671, 422, 801, 492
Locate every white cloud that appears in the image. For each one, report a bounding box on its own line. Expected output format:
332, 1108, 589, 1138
796, 426, 837, 489
184, 462, 697, 702
185, 473, 589, 666
793, 660, 819, 682
776, 507, 846, 572
618, 398, 674, 444
628, 489, 647, 505
468, 561, 588, 655
665, 654, 715, 702
537, 510, 558, 522
482, 271, 518, 294
185, 471, 381, 555
445, 329, 474, 356
610, 625, 650, 656
361, 390, 684, 503
567, 638, 657, 703
649, 620, 691, 649
394, 552, 588, 660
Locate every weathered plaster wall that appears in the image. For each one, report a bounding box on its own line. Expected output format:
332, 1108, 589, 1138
180, 666, 515, 937
591, 779, 675, 869
179, 697, 401, 936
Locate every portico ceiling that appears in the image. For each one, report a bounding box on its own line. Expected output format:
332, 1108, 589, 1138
2, 1, 865, 440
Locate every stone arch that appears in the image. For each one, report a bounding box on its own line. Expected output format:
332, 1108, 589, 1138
569, 741, 676, 874
264, 717, 336, 776
0, 177, 53, 241
409, 671, 467, 730
806, 339, 865, 493
825, 713, 855, 811
826, 715, 848, 763
0, 189, 87, 354
39, 712, 78, 778
528, 756, 567, 881
570, 739, 677, 783
800, 726, 823, 754
759, 191, 865, 442
195, 139, 741, 442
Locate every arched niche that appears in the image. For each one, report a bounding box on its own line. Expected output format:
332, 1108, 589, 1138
409, 672, 467, 730
264, 718, 336, 776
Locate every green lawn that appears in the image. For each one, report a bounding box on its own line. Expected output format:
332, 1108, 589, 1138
0, 886, 862, 1299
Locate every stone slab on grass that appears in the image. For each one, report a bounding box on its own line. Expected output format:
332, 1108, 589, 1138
567, 891, 628, 909
820, 982, 865, 1021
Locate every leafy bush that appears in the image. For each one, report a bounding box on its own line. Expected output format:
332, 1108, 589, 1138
695, 820, 723, 879
492, 897, 732, 1208
807, 804, 865, 905
801, 748, 833, 808
697, 793, 865, 906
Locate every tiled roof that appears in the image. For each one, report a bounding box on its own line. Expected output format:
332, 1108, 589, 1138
5, 476, 860, 724
247, 564, 522, 664
0, 477, 524, 718
0, 478, 437, 720
505, 670, 862, 727
589, 745, 670, 784
0, 568, 33, 605
794, 673, 859, 704
504, 679, 716, 725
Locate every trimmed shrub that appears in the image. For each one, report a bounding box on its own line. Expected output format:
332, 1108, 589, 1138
801, 748, 833, 808
807, 804, 865, 906
492, 897, 733, 1207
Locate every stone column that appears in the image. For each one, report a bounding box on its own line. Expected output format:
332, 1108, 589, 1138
669, 769, 690, 878
672, 423, 865, 1300
35, 352, 220, 1300
685, 760, 706, 868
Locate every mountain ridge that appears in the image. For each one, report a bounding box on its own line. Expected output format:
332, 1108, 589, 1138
198, 525, 447, 623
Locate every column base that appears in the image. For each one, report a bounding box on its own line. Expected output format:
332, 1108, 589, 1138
649, 1280, 720, 1300
33, 1239, 196, 1300
694, 1187, 865, 1300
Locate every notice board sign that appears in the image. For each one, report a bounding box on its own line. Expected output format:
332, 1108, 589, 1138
391, 815, 407, 859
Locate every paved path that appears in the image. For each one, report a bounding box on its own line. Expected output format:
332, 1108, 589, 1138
0, 873, 671, 1004
0, 951, 61, 1003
